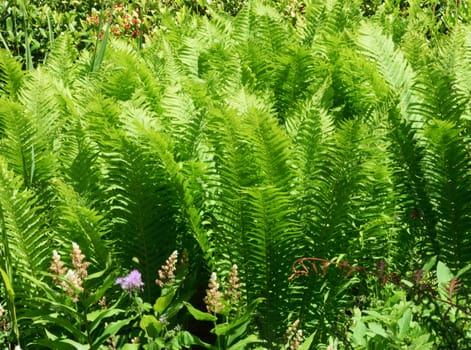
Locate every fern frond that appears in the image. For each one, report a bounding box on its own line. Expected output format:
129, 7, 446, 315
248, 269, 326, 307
331, 47, 389, 120
242, 104, 295, 189
288, 91, 336, 251
233, 2, 293, 92
97, 40, 144, 101
44, 33, 79, 87
0, 49, 24, 100
385, 104, 439, 265
296, 0, 329, 45
195, 40, 243, 99
410, 25, 471, 126
159, 82, 207, 162
49, 179, 110, 267
204, 97, 303, 344
310, 120, 378, 256
423, 120, 471, 278
242, 186, 302, 345
271, 46, 322, 122
204, 105, 258, 272
0, 156, 51, 287
0, 99, 56, 190
104, 139, 182, 301
356, 21, 421, 126
129, 115, 213, 269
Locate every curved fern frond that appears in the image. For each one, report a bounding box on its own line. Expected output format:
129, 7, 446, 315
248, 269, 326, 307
331, 47, 389, 121
0, 49, 24, 100
271, 46, 323, 122
204, 105, 257, 274
241, 104, 294, 189
0, 156, 51, 287
44, 33, 79, 87
243, 186, 301, 345
49, 179, 110, 267
423, 120, 471, 280
129, 115, 213, 269
0, 99, 56, 191
356, 21, 422, 126
385, 104, 439, 265
410, 25, 471, 126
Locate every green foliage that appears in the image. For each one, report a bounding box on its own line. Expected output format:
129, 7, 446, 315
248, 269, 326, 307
343, 260, 471, 349
0, 0, 470, 348
349, 290, 435, 349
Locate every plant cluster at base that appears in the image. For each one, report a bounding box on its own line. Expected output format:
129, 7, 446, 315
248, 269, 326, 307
290, 256, 471, 348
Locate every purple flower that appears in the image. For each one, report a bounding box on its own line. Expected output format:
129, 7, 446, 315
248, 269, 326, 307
116, 269, 144, 293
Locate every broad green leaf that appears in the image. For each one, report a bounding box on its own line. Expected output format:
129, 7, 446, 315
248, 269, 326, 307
34, 313, 84, 340
213, 297, 264, 341
352, 320, 367, 346
297, 332, 315, 350
422, 256, 437, 272
397, 308, 412, 339
154, 289, 176, 315
31, 340, 77, 350
175, 331, 212, 348
227, 334, 261, 350
87, 308, 125, 334
120, 344, 140, 350
140, 315, 163, 338
33, 333, 89, 350
183, 302, 217, 322
92, 318, 134, 347
368, 322, 388, 338
0, 267, 14, 299
213, 316, 250, 337
59, 339, 90, 350
437, 261, 453, 284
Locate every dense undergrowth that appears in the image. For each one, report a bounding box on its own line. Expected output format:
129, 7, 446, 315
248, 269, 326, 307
0, 0, 470, 349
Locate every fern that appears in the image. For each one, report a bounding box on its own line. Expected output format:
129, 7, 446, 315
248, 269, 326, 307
410, 25, 471, 126
204, 105, 258, 273
271, 46, 322, 122
423, 120, 471, 279
203, 91, 302, 342
0, 99, 56, 192
243, 186, 301, 345
0, 156, 51, 293
130, 114, 213, 269
356, 21, 422, 126
43, 33, 79, 88
331, 47, 389, 121
0, 2, 469, 347
49, 179, 110, 267
0, 49, 24, 100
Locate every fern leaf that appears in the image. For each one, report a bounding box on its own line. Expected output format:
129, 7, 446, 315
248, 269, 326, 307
49, 179, 110, 267
129, 116, 213, 268
0, 49, 24, 100
0, 156, 51, 288
0, 99, 56, 190
410, 25, 471, 126
243, 186, 301, 345
356, 21, 421, 126
44, 33, 79, 87
423, 120, 471, 278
